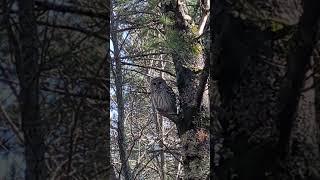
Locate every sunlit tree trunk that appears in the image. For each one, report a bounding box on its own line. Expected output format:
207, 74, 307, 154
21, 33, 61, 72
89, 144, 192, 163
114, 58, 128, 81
161, 1, 210, 179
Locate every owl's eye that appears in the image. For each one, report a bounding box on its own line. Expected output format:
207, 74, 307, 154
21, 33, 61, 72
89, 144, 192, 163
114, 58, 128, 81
158, 82, 161, 84
153, 83, 156, 85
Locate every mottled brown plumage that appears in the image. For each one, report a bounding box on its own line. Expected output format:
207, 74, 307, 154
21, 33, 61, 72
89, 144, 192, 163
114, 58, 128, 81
150, 77, 177, 121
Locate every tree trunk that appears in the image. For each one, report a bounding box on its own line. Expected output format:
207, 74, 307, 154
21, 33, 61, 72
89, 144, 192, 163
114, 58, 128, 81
161, 1, 210, 179
276, 1, 320, 178
16, 0, 47, 179
107, 5, 115, 178
158, 69, 167, 180
111, 10, 132, 180
211, 0, 320, 179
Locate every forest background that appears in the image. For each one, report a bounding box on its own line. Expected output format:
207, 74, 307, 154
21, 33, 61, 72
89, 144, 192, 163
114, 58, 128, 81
0, 0, 320, 180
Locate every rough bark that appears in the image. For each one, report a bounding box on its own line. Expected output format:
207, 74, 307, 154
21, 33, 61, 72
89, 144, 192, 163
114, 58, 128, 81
314, 41, 320, 180
211, 0, 320, 179
16, 0, 47, 179
276, 1, 320, 178
162, 1, 210, 179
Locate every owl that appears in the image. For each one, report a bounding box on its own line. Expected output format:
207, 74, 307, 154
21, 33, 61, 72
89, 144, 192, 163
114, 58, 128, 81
150, 77, 177, 121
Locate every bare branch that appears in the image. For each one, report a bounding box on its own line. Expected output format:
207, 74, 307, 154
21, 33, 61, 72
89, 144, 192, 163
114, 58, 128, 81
37, 21, 107, 41
121, 62, 176, 77
198, 0, 210, 35
120, 53, 168, 60
34, 1, 108, 19
0, 104, 25, 144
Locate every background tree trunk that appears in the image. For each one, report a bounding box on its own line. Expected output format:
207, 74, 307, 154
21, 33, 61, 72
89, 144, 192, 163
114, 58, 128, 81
111, 10, 133, 180
157, 68, 167, 180
16, 0, 47, 179
2, 0, 109, 179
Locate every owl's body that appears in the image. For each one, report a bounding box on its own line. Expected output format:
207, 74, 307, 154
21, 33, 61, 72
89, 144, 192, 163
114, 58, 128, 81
150, 77, 177, 120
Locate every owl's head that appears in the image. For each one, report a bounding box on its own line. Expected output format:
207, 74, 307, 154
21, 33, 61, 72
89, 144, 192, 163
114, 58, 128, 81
150, 77, 167, 92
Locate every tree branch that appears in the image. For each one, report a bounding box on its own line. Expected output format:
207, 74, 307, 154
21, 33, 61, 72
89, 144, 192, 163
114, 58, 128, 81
198, 0, 210, 35
34, 0, 108, 19
36, 21, 107, 41
0, 104, 24, 145
120, 52, 168, 60
121, 62, 176, 77
196, 51, 210, 108
41, 86, 108, 101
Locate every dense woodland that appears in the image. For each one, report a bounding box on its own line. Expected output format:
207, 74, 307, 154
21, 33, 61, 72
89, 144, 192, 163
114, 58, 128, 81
0, 0, 320, 180
110, 0, 320, 179
0, 0, 108, 179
